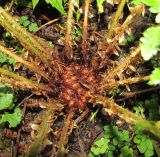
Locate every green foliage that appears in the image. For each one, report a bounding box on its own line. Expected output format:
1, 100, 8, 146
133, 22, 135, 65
28, 23, 39, 32
32, 0, 66, 15
120, 34, 136, 46
156, 13, 160, 23
0, 84, 22, 128
96, 0, 106, 13
19, 16, 39, 32
0, 108, 22, 128
140, 26, 160, 61
131, 0, 160, 22
15, 0, 33, 8
134, 130, 154, 157
89, 125, 133, 157
131, 0, 160, 13
0, 84, 14, 110
0, 51, 15, 64
89, 124, 156, 157
134, 94, 159, 121
32, 0, 39, 8
148, 68, 160, 86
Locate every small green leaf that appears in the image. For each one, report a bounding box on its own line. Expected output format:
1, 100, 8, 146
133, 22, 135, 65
32, 0, 39, 8
148, 68, 160, 85
108, 151, 114, 157
28, 23, 39, 32
0, 108, 22, 128
138, 143, 147, 154
0, 84, 14, 110
0, 51, 8, 63
23, 20, 30, 27
145, 150, 154, 157
19, 16, 29, 24
140, 26, 160, 60
99, 145, 108, 154
113, 138, 118, 146
46, 0, 66, 15
121, 130, 130, 141
96, 0, 105, 13
91, 147, 100, 155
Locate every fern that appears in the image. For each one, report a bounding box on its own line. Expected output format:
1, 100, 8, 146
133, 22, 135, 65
148, 68, 160, 85
140, 26, 160, 61
131, 0, 160, 13
131, 0, 160, 23
32, 0, 66, 15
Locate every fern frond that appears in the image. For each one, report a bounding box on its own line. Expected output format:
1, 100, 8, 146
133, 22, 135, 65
99, 47, 140, 90
0, 68, 52, 92
0, 7, 50, 66
140, 26, 160, 60
99, 75, 150, 90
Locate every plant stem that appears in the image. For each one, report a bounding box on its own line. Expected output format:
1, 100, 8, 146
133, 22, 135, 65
0, 7, 50, 66
82, 0, 91, 60
92, 95, 160, 140
106, 0, 127, 40
0, 44, 49, 80
65, 0, 75, 59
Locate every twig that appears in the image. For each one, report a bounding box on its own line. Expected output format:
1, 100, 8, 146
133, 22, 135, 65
123, 86, 160, 98
34, 18, 59, 33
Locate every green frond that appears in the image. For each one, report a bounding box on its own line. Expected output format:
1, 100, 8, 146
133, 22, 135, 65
140, 26, 160, 60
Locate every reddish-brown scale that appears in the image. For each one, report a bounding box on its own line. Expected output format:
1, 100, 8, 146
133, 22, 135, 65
60, 64, 95, 109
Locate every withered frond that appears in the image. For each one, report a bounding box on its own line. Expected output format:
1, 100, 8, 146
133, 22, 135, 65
99, 75, 150, 91
99, 47, 140, 90
0, 68, 53, 93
